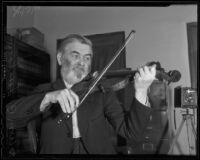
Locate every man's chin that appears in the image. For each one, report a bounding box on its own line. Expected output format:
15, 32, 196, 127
74, 70, 87, 79
76, 73, 87, 82
63, 71, 88, 85
68, 72, 86, 84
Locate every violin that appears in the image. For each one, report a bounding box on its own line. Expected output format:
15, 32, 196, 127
57, 30, 181, 124
71, 62, 181, 97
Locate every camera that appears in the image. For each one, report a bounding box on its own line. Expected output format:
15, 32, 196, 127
174, 86, 197, 108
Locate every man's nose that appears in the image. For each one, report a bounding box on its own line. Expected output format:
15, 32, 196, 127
78, 56, 85, 65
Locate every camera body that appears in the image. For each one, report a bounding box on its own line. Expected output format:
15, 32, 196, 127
174, 86, 197, 108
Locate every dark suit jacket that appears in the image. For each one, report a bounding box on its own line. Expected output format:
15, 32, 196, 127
6, 79, 151, 154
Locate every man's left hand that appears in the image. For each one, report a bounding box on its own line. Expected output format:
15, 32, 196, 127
134, 64, 156, 105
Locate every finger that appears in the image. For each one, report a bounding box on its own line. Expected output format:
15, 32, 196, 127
134, 72, 141, 81
148, 66, 156, 79
61, 90, 73, 113
57, 96, 68, 113
69, 90, 79, 108
46, 92, 57, 103
64, 89, 76, 113
143, 66, 149, 75
138, 67, 145, 77
150, 64, 156, 74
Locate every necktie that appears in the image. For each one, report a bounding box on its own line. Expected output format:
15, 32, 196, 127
72, 110, 81, 138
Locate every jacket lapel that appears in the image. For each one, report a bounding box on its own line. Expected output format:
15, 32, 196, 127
77, 97, 93, 138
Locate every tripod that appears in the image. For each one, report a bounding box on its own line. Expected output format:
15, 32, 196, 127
168, 108, 197, 154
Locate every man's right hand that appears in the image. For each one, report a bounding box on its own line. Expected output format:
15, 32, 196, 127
40, 89, 79, 114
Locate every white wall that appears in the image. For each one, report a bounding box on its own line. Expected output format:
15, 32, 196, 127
7, 6, 36, 35
34, 6, 197, 87
7, 5, 197, 155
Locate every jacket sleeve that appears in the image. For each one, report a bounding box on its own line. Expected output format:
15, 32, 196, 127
6, 84, 49, 129
103, 91, 151, 141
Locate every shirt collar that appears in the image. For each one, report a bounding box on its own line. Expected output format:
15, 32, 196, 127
63, 80, 73, 89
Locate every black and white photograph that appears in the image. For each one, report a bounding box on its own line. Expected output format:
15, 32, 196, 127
1, 1, 198, 159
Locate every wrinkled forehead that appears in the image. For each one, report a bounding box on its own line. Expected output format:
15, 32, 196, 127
63, 41, 93, 55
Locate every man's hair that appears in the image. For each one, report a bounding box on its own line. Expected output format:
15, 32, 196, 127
57, 34, 93, 53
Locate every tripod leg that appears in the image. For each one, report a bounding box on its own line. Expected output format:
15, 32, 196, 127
168, 116, 185, 154
190, 118, 197, 139
190, 120, 197, 155
186, 116, 196, 154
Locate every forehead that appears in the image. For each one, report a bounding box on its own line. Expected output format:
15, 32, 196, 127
63, 41, 92, 55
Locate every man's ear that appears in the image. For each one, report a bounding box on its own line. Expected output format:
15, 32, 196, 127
57, 52, 62, 65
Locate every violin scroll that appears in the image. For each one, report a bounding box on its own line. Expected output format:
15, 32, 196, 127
146, 61, 181, 84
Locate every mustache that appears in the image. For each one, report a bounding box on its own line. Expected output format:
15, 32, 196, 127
72, 65, 87, 73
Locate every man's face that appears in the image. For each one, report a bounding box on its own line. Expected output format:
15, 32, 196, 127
57, 41, 92, 85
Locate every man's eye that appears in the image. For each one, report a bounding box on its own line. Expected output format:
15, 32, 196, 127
72, 53, 79, 59
85, 56, 91, 61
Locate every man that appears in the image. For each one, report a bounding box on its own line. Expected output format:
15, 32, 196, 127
6, 34, 156, 154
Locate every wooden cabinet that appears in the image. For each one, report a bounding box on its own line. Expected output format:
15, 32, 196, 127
3, 34, 50, 104
3, 34, 50, 155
